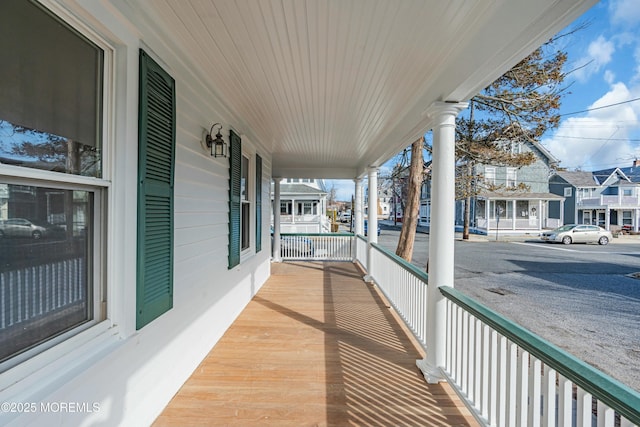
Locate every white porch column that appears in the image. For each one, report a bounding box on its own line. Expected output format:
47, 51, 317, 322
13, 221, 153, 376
273, 178, 282, 262
538, 199, 543, 230
364, 168, 378, 282
417, 101, 467, 383
512, 200, 517, 230
367, 168, 378, 244
560, 199, 565, 226
354, 178, 363, 235
605, 208, 610, 230
291, 198, 296, 223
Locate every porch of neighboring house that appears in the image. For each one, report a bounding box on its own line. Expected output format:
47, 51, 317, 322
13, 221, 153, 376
154, 261, 477, 426
471, 194, 564, 235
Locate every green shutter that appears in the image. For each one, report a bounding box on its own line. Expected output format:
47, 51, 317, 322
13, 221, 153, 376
136, 50, 175, 329
255, 154, 262, 252
228, 130, 242, 268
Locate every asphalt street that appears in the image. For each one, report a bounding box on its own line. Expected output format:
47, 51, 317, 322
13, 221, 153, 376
374, 223, 640, 393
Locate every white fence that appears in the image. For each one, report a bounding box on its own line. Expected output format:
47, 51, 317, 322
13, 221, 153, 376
279, 233, 353, 261
441, 286, 640, 427
367, 243, 429, 348
355, 235, 368, 271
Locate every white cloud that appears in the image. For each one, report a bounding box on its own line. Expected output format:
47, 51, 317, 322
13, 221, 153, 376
543, 82, 640, 170
609, 0, 640, 27
604, 69, 616, 84
573, 36, 616, 82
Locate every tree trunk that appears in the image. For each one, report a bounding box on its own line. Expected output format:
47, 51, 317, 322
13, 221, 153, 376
395, 137, 424, 261
462, 163, 473, 240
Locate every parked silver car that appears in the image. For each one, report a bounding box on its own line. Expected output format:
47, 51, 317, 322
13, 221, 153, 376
540, 224, 612, 245
0, 218, 64, 240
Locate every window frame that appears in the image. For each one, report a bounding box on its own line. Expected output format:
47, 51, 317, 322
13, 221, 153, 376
506, 167, 517, 188
484, 167, 496, 186
240, 151, 253, 256
0, 0, 112, 370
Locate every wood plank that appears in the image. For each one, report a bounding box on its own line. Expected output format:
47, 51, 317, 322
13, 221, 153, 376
154, 261, 478, 426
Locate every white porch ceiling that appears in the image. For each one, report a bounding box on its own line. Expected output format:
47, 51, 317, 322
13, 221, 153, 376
115, 0, 596, 179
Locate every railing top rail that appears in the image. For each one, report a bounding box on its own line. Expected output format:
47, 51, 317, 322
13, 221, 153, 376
440, 285, 640, 424
278, 232, 354, 237
356, 234, 367, 242
370, 243, 428, 284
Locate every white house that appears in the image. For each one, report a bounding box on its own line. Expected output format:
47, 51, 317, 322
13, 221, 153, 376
271, 179, 329, 233
0, 1, 598, 425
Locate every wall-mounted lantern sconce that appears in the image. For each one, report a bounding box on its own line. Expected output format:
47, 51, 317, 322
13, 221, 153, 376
206, 123, 226, 158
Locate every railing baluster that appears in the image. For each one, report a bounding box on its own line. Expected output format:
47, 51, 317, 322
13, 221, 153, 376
489, 329, 498, 424
542, 366, 556, 427
507, 341, 517, 427
576, 389, 592, 427
597, 400, 615, 427
557, 374, 572, 427
518, 350, 529, 427
481, 323, 490, 419
497, 334, 508, 427
528, 357, 542, 427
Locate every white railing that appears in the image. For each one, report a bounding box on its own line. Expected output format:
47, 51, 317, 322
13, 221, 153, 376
0, 258, 86, 328
440, 286, 640, 427
367, 243, 429, 348
355, 235, 368, 271
580, 195, 640, 207
279, 233, 352, 261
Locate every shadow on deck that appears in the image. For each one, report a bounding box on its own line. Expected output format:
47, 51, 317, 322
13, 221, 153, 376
154, 261, 477, 426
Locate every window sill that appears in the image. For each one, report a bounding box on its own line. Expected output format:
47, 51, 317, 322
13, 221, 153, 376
0, 321, 121, 406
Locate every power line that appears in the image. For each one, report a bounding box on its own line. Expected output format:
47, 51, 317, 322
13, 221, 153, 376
553, 135, 640, 142
560, 96, 640, 117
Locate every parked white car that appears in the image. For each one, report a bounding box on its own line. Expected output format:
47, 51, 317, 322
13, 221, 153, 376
540, 224, 612, 245
339, 211, 351, 223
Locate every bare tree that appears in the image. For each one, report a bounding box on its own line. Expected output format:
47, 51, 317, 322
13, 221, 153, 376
395, 136, 425, 261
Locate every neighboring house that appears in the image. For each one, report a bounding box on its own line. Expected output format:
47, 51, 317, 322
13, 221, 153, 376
550, 162, 640, 231
420, 140, 564, 233
549, 170, 599, 225
271, 179, 329, 233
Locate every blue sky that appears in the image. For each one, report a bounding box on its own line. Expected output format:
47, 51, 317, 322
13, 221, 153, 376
328, 0, 640, 201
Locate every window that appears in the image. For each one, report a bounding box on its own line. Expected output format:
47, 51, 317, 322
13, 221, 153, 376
506, 168, 517, 188
0, 184, 97, 364
0, 1, 103, 177
228, 131, 261, 267
623, 211, 633, 225
564, 187, 572, 197
484, 167, 496, 185
241, 154, 251, 251
516, 200, 529, 218
0, 1, 107, 365
623, 188, 633, 196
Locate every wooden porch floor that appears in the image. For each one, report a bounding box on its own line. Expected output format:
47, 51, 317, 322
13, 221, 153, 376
154, 262, 478, 426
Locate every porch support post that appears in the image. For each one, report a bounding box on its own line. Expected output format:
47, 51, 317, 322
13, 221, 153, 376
364, 167, 378, 282
560, 198, 565, 226
512, 200, 516, 230
538, 200, 543, 230
354, 178, 363, 235
605, 208, 610, 231
417, 101, 467, 383
273, 178, 282, 262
